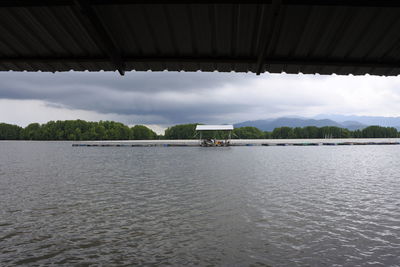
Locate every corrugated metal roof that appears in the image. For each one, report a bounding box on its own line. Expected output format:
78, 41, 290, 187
1, 1, 400, 76
196, 125, 234, 131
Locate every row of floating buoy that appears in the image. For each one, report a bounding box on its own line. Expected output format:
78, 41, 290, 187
72, 143, 193, 147
260, 142, 400, 146
72, 141, 400, 147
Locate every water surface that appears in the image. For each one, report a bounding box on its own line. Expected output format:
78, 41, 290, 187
1, 142, 399, 266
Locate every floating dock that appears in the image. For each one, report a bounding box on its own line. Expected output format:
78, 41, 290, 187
72, 138, 400, 147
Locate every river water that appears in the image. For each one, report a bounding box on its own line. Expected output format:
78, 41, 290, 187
0, 141, 399, 266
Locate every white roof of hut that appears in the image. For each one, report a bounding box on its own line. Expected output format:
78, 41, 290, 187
195, 125, 234, 131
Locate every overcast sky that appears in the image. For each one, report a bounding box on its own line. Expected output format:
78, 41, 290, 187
1, 71, 400, 133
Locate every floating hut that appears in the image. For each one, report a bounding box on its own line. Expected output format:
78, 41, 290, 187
195, 125, 234, 147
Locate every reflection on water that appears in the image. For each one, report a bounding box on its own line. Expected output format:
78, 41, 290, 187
0, 141, 399, 266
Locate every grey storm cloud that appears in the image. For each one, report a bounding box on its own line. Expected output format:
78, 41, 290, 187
0, 71, 259, 124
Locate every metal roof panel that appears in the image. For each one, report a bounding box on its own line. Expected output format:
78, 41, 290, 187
196, 125, 234, 131
0, 2, 399, 75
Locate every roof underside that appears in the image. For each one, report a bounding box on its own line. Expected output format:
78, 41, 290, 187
196, 125, 234, 131
1, 1, 400, 76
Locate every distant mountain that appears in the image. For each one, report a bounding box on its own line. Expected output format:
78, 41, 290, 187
235, 117, 349, 131
234, 115, 400, 131
314, 114, 400, 127
340, 121, 368, 131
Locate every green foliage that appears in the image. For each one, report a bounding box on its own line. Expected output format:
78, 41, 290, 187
131, 125, 157, 140
269, 125, 398, 139
361, 126, 398, 138
164, 124, 198, 139
0, 120, 154, 140
319, 126, 350, 138
23, 123, 42, 140
233, 127, 265, 139
0, 123, 23, 140
272, 127, 294, 139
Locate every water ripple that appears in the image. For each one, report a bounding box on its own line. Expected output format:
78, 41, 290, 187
0, 143, 400, 265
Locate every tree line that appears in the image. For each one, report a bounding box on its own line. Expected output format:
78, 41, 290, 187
1, 120, 399, 140
164, 124, 400, 139
0, 120, 157, 140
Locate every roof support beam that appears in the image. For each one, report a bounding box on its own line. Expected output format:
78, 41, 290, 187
2, 1, 400, 8
73, 0, 125, 75
256, 0, 283, 75
0, 56, 256, 65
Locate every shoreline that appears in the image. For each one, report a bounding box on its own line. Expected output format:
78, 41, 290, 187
71, 138, 400, 147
